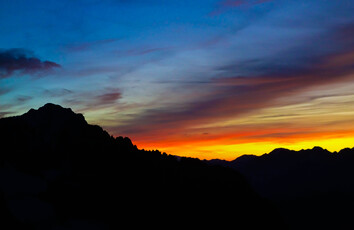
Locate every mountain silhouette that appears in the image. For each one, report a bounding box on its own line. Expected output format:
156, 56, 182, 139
209, 147, 354, 229
0, 103, 285, 229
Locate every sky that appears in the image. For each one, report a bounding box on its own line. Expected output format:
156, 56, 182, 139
1, 0, 354, 160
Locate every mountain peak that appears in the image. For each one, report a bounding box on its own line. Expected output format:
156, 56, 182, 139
36, 103, 73, 114
268, 148, 293, 155
311, 146, 326, 152
41, 103, 66, 110
23, 103, 87, 126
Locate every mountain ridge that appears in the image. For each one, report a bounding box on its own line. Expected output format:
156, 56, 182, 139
4, 103, 354, 229
5, 103, 347, 162
210, 146, 352, 164
209, 145, 354, 197
0, 103, 285, 229
209, 145, 354, 229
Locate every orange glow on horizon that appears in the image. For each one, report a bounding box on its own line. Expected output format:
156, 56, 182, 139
131, 129, 354, 160
134, 137, 354, 160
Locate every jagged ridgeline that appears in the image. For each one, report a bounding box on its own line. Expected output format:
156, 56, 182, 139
0, 103, 285, 230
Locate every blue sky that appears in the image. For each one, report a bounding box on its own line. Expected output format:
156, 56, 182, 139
1, 0, 354, 158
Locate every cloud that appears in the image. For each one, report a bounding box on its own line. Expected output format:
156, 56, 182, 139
16, 96, 32, 103
0, 49, 60, 78
114, 47, 354, 142
43, 88, 73, 97
62, 88, 122, 111
0, 88, 11, 96
97, 91, 122, 104
332, 23, 354, 46
0, 111, 12, 119
0, 104, 17, 119
102, 19, 354, 147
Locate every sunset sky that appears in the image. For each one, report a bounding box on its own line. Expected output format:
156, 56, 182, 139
1, 0, 354, 159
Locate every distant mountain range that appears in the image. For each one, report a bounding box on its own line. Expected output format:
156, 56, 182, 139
210, 147, 354, 199
209, 147, 354, 229
0, 103, 285, 230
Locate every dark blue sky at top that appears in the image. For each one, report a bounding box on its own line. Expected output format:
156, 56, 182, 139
2, 0, 350, 64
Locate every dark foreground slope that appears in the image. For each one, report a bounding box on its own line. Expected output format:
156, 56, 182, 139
0, 103, 285, 230
210, 147, 354, 229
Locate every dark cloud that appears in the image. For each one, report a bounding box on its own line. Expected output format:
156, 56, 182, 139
0, 111, 13, 119
0, 48, 60, 78
16, 96, 32, 103
62, 88, 122, 110
97, 91, 122, 104
0, 104, 15, 118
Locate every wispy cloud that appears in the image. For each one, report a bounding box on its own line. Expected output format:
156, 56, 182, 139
0, 111, 13, 119
43, 88, 73, 97
97, 90, 122, 105
62, 88, 122, 110
64, 38, 121, 52
16, 95, 32, 103
0, 88, 11, 96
